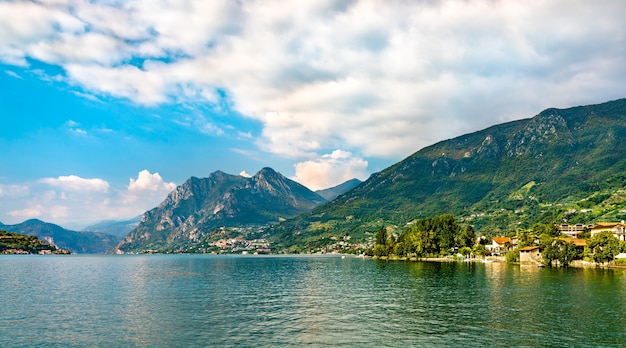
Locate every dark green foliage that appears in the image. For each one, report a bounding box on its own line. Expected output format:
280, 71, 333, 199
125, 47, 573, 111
541, 238, 577, 267
505, 250, 520, 263
458, 225, 476, 248
585, 231, 624, 264
374, 214, 465, 257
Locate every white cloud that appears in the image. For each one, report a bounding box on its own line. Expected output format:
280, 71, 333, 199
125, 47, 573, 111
128, 170, 176, 192
239, 171, 252, 178
0, 0, 625, 163
0, 171, 176, 228
0, 184, 29, 197
40, 175, 109, 192
8, 208, 42, 220
293, 150, 369, 191
4, 70, 22, 79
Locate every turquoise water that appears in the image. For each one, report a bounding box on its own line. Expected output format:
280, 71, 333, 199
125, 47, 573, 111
1, 255, 625, 347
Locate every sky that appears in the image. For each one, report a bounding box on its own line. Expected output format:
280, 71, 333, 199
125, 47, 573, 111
1, 0, 625, 229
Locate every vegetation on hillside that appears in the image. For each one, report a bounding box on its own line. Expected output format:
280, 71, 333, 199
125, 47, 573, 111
0, 230, 69, 254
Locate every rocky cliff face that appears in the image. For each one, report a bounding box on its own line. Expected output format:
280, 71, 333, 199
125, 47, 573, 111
113, 168, 326, 253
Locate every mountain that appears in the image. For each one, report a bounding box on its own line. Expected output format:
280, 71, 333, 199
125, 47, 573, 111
113, 168, 327, 253
315, 178, 362, 201
82, 216, 141, 238
0, 219, 121, 254
267, 98, 626, 252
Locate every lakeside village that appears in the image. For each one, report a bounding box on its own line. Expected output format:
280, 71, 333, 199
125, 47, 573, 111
178, 218, 626, 268
372, 219, 626, 267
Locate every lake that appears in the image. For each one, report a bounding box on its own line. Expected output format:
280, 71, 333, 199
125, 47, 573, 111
1, 255, 625, 347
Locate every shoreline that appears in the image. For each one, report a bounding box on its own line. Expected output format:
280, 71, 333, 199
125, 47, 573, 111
372, 255, 626, 268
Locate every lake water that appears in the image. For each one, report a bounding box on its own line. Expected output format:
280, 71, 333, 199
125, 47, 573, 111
1, 255, 625, 347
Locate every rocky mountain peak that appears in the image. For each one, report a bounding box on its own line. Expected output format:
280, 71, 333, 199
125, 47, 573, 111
114, 167, 326, 253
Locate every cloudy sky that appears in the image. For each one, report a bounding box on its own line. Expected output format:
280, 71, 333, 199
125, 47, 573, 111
1, 0, 625, 229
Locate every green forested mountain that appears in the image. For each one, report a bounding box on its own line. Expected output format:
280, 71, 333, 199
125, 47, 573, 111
113, 168, 327, 253
268, 98, 626, 252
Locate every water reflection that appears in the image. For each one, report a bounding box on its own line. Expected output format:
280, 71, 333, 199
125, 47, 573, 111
1, 256, 624, 347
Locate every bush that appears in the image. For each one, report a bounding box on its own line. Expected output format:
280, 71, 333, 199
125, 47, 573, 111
505, 250, 520, 263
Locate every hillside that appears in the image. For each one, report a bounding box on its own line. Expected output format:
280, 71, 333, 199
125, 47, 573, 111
0, 220, 121, 254
113, 168, 327, 253
267, 98, 626, 252
0, 230, 69, 254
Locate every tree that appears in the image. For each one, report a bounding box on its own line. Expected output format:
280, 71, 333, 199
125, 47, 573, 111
374, 227, 390, 257
505, 250, 519, 263
458, 225, 476, 248
459, 246, 472, 258
517, 230, 535, 248
472, 244, 486, 258
586, 231, 622, 264
542, 238, 576, 267
557, 241, 577, 267
375, 227, 388, 247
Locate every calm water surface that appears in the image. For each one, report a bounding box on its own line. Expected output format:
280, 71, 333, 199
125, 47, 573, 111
1, 255, 625, 347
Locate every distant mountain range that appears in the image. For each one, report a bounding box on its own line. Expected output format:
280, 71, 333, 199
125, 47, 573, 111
0, 219, 121, 253
315, 178, 362, 201
268, 98, 626, 251
113, 168, 336, 253
82, 216, 141, 238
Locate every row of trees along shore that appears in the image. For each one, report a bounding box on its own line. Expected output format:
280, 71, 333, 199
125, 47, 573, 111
370, 214, 626, 267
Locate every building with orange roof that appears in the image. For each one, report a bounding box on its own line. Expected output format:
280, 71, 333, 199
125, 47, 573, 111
590, 221, 626, 241
487, 237, 513, 256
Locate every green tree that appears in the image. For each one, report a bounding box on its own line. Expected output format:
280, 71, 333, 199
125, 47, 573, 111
505, 249, 519, 263
517, 230, 535, 248
459, 246, 472, 258
586, 231, 622, 264
373, 244, 387, 257
458, 225, 476, 248
472, 244, 486, 258
557, 241, 577, 267
542, 238, 576, 267
375, 227, 388, 247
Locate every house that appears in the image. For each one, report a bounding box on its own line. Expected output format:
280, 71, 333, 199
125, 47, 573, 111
558, 223, 593, 238
487, 237, 513, 256
590, 221, 626, 241
519, 246, 541, 263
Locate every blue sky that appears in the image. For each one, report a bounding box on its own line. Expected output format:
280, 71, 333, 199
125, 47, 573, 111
1, 0, 625, 229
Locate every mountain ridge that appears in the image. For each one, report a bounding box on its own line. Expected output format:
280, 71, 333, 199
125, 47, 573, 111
267, 98, 626, 252
0, 219, 121, 254
113, 167, 327, 253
